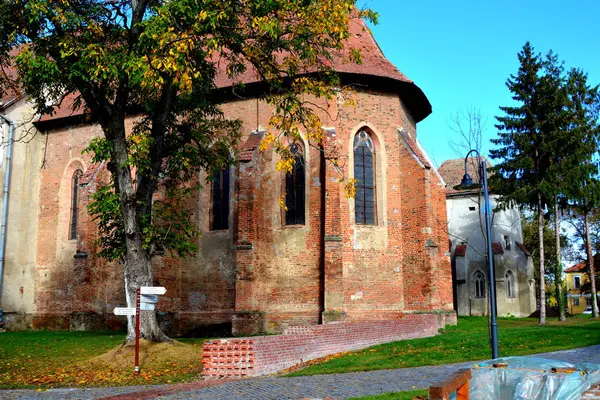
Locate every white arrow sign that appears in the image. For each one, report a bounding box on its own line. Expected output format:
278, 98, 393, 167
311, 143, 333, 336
140, 286, 167, 295
140, 302, 155, 311
113, 307, 136, 316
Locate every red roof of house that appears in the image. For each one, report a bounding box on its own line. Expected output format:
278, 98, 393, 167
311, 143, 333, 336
516, 242, 530, 257
438, 157, 492, 195
8, 18, 430, 124
238, 130, 264, 161
454, 242, 504, 257
0, 47, 23, 109
399, 131, 431, 168
565, 254, 600, 272
491, 242, 504, 255
454, 244, 467, 257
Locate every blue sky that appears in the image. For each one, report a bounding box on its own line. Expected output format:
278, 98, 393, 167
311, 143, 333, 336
363, 0, 600, 167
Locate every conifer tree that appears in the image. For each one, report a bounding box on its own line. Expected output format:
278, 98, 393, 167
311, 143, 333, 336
490, 42, 555, 325
540, 51, 570, 322
563, 68, 600, 318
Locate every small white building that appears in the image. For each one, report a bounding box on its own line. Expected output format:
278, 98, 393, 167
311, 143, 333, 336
439, 157, 536, 317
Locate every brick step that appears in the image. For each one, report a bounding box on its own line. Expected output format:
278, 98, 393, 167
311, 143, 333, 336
202, 339, 256, 378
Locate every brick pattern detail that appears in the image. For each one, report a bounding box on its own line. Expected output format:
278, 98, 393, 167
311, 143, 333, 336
202, 314, 444, 378
30, 87, 454, 335
202, 339, 255, 378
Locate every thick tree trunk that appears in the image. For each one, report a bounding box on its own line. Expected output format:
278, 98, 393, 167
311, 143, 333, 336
554, 197, 566, 321
537, 192, 546, 325
112, 127, 170, 342
584, 209, 599, 319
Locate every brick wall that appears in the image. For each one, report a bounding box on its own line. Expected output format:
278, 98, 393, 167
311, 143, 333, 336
202, 313, 449, 378
29, 86, 454, 335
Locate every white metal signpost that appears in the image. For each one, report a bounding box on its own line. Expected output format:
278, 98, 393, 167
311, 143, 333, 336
113, 286, 167, 374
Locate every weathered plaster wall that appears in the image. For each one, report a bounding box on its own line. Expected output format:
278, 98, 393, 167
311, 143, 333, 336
0, 99, 44, 324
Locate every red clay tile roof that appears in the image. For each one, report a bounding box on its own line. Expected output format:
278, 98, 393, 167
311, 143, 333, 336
565, 254, 600, 273
516, 242, 530, 257
238, 130, 264, 161
438, 157, 492, 195
8, 18, 430, 124
79, 162, 106, 185
38, 92, 85, 122
399, 131, 431, 168
491, 242, 504, 255
213, 18, 412, 90
454, 244, 467, 257
0, 47, 23, 109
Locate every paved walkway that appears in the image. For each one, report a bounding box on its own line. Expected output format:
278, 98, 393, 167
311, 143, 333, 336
2, 345, 600, 400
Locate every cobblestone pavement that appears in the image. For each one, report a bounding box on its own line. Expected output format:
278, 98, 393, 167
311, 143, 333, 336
2, 345, 599, 400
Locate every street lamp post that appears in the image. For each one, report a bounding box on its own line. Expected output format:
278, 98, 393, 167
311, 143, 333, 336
455, 149, 499, 359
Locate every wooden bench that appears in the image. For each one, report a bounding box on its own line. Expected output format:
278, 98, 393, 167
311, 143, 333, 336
429, 368, 471, 400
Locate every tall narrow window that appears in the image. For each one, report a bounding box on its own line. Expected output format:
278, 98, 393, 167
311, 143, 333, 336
505, 270, 515, 298
285, 144, 305, 225
474, 271, 485, 298
504, 235, 511, 251
69, 169, 83, 240
211, 168, 230, 230
354, 130, 376, 225
574, 276, 581, 289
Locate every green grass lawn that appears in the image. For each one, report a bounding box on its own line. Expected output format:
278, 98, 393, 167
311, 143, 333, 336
349, 389, 428, 399
0, 331, 206, 388
288, 316, 600, 376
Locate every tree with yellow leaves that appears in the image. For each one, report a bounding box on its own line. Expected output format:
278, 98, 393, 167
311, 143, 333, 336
0, 0, 375, 341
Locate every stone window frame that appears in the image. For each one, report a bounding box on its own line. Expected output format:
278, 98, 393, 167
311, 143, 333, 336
504, 235, 511, 251
277, 133, 310, 229
283, 142, 306, 226
353, 130, 377, 225
347, 122, 387, 229
473, 270, 485, 298
59, 159, 86, 243
210, 167, 232, 231
573, 296, 580, 306
505, 270, 515, 298
69, 169, 83, 240
573, 275, 581, 290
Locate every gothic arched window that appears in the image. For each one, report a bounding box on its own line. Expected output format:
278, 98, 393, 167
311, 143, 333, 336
211, 168, 230, 231
474, 270, 485, 298
354, 130, 376, 225
505, 270, 515, 298
285, 143, 305, 225
69, 169, 83, 240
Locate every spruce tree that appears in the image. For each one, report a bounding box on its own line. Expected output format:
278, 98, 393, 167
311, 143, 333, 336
540, 51, 570, 322
490, 42, 554, 325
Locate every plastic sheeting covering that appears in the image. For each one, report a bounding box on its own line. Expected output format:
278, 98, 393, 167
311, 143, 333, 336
469, 357, 600, 400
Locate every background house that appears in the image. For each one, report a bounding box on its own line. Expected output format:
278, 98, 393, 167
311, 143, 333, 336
565, 255, 600, 314
439, 157, 536, 317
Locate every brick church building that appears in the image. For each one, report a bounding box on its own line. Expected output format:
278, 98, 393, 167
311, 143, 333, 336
0, 19, 454, 335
